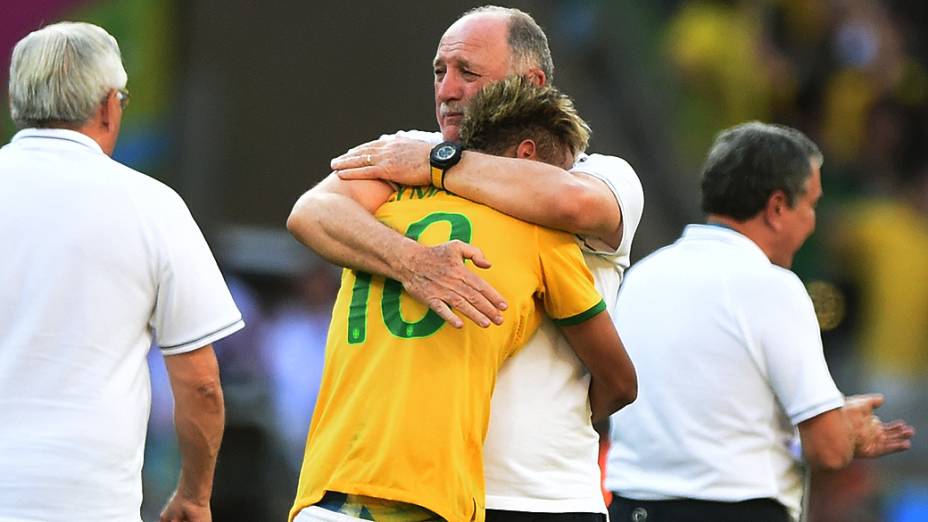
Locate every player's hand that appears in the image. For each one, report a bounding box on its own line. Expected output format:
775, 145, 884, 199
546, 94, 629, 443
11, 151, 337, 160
398, 240, 507, 329
332, 137, 432, 186
844, 393, 915, 458
160, 491, 211, 522
856, 418, 915, 458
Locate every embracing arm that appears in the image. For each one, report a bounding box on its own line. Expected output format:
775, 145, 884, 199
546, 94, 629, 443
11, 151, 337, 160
287, 174, 411, 279
332, 137, 624, 248
286, 173, 507, 328
160, 345, 224, 522
559, 312, 637, 422
445, 151, 623, 248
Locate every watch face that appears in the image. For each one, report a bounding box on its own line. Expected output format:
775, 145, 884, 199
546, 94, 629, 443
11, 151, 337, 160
435, 144, 456, 161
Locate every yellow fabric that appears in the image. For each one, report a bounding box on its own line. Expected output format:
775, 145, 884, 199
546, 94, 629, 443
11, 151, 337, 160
290, 187, 603, 522
842, 199, 928, 377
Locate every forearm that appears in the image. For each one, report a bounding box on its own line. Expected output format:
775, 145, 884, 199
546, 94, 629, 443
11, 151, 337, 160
798, 407, 856, 471
444, 151, 619, 240
560, 313, 637, 421
287, 184, 421, 280
287, 174, 507, 328
172, 377, 224, 504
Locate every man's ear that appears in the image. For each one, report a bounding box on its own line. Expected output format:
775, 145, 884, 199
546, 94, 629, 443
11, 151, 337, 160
764, 190, 788, 231
99, 89, 116, 129
515, 139, 537, 160
525, 67, 546, 86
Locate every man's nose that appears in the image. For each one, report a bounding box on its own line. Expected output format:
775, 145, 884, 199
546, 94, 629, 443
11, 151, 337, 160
436, 71, 464, 102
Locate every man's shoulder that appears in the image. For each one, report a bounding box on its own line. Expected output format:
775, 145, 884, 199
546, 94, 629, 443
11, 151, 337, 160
572, 153, 639, 184
573, 152, 644, 239
381, 129, 442, 144
111, 162, 187, 208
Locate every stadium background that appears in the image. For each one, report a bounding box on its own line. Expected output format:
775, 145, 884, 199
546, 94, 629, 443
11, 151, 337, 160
2, 0, 927, 520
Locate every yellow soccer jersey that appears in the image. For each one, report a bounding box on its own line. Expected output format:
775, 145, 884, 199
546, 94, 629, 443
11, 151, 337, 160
291, 186, 605, 522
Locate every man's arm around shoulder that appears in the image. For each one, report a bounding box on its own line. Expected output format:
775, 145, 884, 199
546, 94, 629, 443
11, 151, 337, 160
332, 137, 640, 249
286, 173, 507, 328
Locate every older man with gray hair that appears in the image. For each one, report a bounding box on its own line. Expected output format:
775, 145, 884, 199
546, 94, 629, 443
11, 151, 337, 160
0, 22, 243, 522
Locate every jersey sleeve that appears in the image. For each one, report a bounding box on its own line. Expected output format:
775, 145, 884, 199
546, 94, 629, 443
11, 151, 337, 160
570, 153, 644, 264
535, 226, 606, 326
759, 272, 844, 425
149, 190, 244, 356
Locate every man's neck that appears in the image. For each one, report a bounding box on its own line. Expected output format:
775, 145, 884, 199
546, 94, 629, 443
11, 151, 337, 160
705, 214, 777, 263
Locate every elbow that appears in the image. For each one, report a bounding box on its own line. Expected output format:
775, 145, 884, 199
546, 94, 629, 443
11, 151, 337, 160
198, 379, 225, 415
593, 373, 638, 421
601, 389, 636, 422
613, 362, 639, 409
286, 194, 320, 243
614, 376, 638, 410
553, 184, 595, 232
554, 183, 615, 238
285, 208, 305, 237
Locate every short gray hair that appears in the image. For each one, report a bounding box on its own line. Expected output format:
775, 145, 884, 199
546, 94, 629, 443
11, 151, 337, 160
462, 6, 555, 82
701, 121, 823, 220
9, 22, 127, 128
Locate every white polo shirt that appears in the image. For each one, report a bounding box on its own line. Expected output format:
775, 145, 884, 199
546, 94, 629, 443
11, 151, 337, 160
390, 131, 644, 514
605, 224, 844, 521
0, 129, 243, 522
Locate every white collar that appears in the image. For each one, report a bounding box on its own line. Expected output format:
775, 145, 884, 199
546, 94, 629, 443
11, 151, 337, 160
11, 128, 105, 155
681, 223, 771, 263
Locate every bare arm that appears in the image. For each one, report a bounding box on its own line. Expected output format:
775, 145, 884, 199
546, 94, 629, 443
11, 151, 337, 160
286, 173, 508, 328
332, 137, 623, 248
798, 394, 914, 471
558, 312, 637, 422
287, 174, 411, 279
160, 345, 224, 522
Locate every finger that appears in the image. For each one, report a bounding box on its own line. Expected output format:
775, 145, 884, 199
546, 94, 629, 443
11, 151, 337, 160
882, 438, 912, 454
847, 393, 884, 411
460, 243, 493, 269
427, 298, 464, 329
443, 292, 492, 328
331, 153, 376, 171
452, 244, 508, 313
463, 271, 508, 316
451, 275, 505, 325
331, 148, 363, 168
883, 421, 916, 437
858, 393, 885, 408
867, 394, 885, 409
334, 166, 384, 180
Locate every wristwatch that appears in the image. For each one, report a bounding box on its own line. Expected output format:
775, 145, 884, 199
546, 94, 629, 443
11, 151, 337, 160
429, 141, 464, 190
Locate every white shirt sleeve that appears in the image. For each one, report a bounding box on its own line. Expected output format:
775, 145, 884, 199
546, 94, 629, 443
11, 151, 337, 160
759, 272, 844, 425
570, 153, 644, 264
380, 129, 443, 144
148, 189, 244, 356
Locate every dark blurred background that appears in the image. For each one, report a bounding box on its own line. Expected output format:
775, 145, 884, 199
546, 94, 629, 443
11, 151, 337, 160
3, 1, 927, 520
